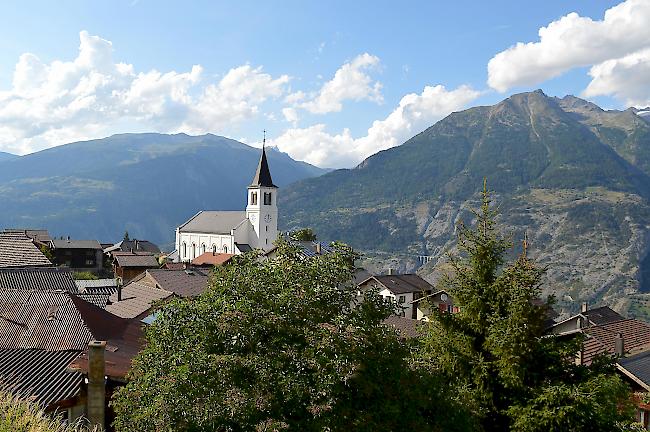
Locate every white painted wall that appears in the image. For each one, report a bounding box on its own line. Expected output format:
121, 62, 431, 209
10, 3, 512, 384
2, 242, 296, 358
246, 186, 278, 252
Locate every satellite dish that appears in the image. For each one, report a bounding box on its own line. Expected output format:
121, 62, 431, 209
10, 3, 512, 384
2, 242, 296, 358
441, 293, 448, 301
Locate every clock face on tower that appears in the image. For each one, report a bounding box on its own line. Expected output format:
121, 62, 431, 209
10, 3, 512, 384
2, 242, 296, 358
264, 214, 272, 223
250, 214, 257, 223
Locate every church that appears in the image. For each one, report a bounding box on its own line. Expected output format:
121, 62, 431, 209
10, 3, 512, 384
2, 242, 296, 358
174, 146, 279, 262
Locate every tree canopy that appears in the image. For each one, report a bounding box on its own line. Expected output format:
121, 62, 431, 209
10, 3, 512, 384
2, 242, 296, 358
112, 240, 468, 431
414, 184, 638, 431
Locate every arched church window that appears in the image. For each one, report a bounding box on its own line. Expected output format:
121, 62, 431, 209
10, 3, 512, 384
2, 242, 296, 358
201, 243, 206, 254
251, 191, 258, 205
192, 243, 196, 259
263, 192, 272, 205
182, 242, 186, 258
212, 244, 217, 254
223, 245, 228, 253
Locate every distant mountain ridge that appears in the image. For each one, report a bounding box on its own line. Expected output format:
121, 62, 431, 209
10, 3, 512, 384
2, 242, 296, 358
0, 133, 324, 248
0, 152, 16, 162
280, 90, 650, 318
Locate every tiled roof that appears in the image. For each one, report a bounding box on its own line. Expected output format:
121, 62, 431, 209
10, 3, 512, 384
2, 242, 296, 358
51, 239, 102, 250
383, 316, 422, 338
582, 319, 650, 365
144, 268, 209, 298
191, 252, 233, 266
1, 229, 51, 244
178, 211, 247, 234
105, 283, 172, 318
0, 349, 82, 408
75, 278, 118, 292
0, 268, 77, 292
113, 252, 159, 268
363, 274, 434, 295
584, 306, 625, 325
0, 233, 52, 268
76, 293, 111, 309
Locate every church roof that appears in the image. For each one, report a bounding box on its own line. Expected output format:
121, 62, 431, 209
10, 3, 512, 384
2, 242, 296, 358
178, 211, 247, 235
250, 147, 277, 188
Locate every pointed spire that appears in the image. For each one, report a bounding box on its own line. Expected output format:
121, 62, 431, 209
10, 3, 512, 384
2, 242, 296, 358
250, 131, 277, 188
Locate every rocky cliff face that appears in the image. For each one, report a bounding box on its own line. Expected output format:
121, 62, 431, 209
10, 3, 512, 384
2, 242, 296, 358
280, 91, 650, 318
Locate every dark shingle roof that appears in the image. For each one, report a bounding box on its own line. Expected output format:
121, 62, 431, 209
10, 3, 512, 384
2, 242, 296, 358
0, 233, 52, 268
364, 274, 434, 295
114, 253, 159, 268
618, 350, 650, 390
76, 293, 111, 308
50, 239, 102, 250
75, 278, 118, 293
0, 268, 77, 292
104, 239, 160, 254
249, 146, 277, 188
584, 306, 625, 325
1, 229, 51, 244
144, 268, 209, 298
0, 349, 82, 407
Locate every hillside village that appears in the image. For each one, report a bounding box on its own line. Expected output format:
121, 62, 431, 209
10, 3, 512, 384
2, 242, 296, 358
1, 146, 650, 429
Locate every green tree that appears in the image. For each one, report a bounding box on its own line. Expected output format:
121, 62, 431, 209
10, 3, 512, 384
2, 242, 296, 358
72, 271, 99, 280
289, 228, 317, 241
112, 240, 470, 432
123, 230, 130, 241
415, 184, 637, 431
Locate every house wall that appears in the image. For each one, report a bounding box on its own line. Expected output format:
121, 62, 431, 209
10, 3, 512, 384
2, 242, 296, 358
550, 316, 584, 335
177, 232, 235, 261
358, 280, 415, 318
53, 248, 102, 273
415, 292, 456, 320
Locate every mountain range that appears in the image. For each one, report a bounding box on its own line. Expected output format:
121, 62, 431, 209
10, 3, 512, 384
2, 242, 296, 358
280, 90, 650, 318
0, 133, 324, 248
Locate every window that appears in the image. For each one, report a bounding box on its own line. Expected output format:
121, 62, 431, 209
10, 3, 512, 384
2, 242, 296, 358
265, 225, 268, 232
212, 244, 217, 254
223, 245, 228, 253
398, 295, 406, 304
250, 191, 258, 205
201, 243, 206, 254
182, 242, 186, 258
192, 243, 196, 259
265, 239, 268, 245
263, 192, 272, 205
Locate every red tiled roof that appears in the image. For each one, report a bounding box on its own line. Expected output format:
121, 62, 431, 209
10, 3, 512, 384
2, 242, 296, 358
582, 319, 650, 365
191, 252, 234, 266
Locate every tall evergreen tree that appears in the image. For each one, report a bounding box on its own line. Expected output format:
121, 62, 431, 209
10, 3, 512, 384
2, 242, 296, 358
415, 183, 638, 431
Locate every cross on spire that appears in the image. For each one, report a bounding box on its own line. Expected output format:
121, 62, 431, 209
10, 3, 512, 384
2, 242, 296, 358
263, 129, 266, 148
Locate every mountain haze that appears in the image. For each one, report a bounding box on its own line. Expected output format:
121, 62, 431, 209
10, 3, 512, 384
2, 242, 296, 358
0, 133, 324, 247
0, 152, 16, 162
280, 90, 650, 317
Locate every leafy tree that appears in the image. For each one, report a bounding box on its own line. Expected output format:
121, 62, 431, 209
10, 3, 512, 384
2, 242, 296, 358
72, 271, 99, 280
38, 244, 54, 262
289, 228, 317, 241
123, 230, 130, 241
112, 240, 470, 431
415, 183, 637, 431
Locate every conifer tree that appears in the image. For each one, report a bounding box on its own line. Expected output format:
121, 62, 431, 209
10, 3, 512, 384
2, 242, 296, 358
415, 183, 637, 431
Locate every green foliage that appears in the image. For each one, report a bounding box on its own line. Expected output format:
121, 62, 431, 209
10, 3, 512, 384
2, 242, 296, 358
415, 185, 637, 431
0, 390, 97, 432
123, 230, 130, 241
112, 240, 468, 431
289, 228, 317, 241
39, 245, 54, 262
72, 271, 98, 280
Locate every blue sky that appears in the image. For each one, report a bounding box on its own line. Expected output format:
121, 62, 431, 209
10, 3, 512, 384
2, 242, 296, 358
0, 0, 646, 167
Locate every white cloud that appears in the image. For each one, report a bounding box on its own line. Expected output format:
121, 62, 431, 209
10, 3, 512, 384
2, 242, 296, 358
487, 0, 650, 92
583, 48, 650, 107
270, 84, 480, 168
0, 31, 289, 154
299, 53, 383, 114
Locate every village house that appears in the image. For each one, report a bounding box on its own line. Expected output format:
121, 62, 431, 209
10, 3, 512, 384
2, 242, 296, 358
358, 272, 436, 319
175, 146, 278, 261
49, 238, 104, 273
0, 232, 53, 268
111, 251, 159, 284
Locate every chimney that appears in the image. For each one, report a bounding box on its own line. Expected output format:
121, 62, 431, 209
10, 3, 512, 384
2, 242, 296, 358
581, 302, 588, 313
615, 333, 624, 357
388, 268, 395, 276
576, 316, 583, 329
315, 243, 322, 254
135, 239, 139, 250
575, 348, 584, 366
87, 340, 106, 429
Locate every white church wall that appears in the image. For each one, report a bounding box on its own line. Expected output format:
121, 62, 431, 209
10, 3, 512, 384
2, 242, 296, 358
178, 232, 235, 261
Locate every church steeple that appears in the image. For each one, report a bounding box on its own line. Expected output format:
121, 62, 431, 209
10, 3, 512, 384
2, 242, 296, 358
250, 132, 277, 188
